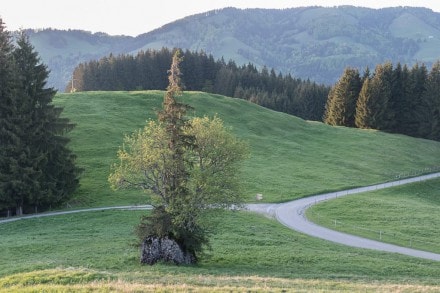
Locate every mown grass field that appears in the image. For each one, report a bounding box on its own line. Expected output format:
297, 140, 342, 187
307, 178, 440, 254
1, 210, 439, 292
55, 91, 440, 206
1, 90, 440, 291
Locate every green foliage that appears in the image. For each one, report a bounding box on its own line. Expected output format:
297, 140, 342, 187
0, 19, 18, 214
109, 115, 248, 255
421, 61, 440, 140
0, 24, 80, 216
109, 52, 249, 259
327, 61, 440, 141
324, 68, 361, 126
354, 65, 390, 130
186, 116, 249, 207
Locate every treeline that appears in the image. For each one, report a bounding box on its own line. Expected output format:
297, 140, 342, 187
67, 48, 330, 121
324, 61, 440, 140
0, 22, 81, 217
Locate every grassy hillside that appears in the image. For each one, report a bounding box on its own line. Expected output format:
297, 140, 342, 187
56, 91, 440, 206
1, 209, 439, 291
1, 90, 439, 291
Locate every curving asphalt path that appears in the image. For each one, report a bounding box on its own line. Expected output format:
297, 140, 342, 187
248, 172, 440, 261
1, 173, 440, 261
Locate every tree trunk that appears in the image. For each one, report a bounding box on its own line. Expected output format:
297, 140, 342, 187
16, 206, 23, 216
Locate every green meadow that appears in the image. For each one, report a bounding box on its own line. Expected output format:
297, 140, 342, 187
308, 178, 440, 254
1, 91, 440, 291
55, 91, 440, 205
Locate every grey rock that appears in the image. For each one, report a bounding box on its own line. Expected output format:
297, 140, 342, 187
140, 236, 196, 265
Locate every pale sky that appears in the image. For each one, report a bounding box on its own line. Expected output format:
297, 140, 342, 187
1, 0, 440, 36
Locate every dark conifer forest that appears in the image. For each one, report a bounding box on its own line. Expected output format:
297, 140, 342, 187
324, 61, 440, 141
67, 48, 330, 121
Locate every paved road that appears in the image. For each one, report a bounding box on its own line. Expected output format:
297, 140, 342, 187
248, 172, 440, 261
2, 173, 440, 261
0, 205, 153, 224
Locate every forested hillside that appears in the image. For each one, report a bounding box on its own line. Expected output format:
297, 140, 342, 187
25, 6, 440, 90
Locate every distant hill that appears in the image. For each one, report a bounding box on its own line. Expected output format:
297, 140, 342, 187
25, 6, 440, 90
24, 29, 136, 90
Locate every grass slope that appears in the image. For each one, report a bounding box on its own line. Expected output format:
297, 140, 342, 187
308, 178, 440, 253
0, 210, 439, 290
1, 90, 440, 290
56, 91, 440, 206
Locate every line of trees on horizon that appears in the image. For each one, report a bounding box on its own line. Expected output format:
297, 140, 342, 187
67, 47, 440, 142
66, 48, 330, 122
324, 61, 440, 141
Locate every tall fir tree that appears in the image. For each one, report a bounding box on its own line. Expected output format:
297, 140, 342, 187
388, 63, 404, 133
402, 63, 428, 137
13, 31, 81, 212
420, 61, 440, 140
0, 25, 80, 216
0, 18, 20, 216
355, 63, 392, 129
324, 67, 361, 127
157, 49, 193, 202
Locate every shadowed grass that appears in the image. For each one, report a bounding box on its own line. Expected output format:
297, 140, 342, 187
1, 90, 437, 290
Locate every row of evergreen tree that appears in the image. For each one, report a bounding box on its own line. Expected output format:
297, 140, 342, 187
0, 20, 81, 217
324, 61, 440, 141
66, 48, 330, 121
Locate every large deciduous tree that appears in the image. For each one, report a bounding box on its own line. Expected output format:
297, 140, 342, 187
109, 50, 248, 264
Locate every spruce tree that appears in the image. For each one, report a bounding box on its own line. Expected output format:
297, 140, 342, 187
355, 63, 392, 130
420, 61, 440, 140
157, 50, 193, 202
324, 67, 361, 127
13, 31, 81, 211
0, 18, 19, 216
0, 26, 80, 216
402, 63, 428, 137
355, 77, 373, 128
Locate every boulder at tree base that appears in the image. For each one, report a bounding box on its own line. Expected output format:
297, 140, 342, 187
140, 236, 196, 265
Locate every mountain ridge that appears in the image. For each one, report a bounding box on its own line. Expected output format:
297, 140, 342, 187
23, 6, 440, 90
